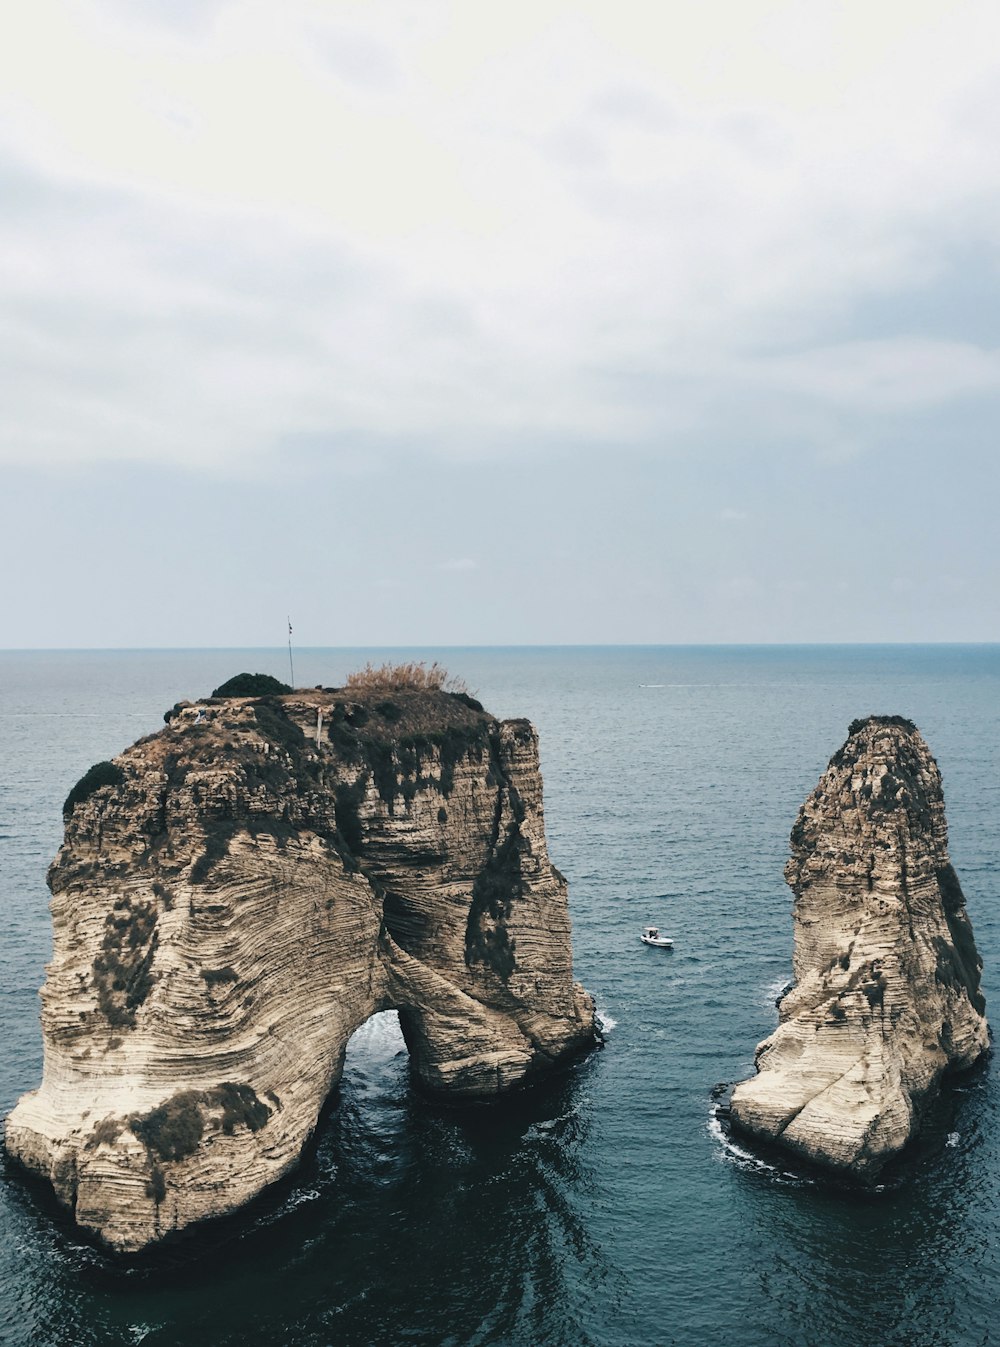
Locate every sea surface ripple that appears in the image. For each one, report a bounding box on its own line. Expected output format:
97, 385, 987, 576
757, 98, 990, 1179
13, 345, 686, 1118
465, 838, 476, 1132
1, 645, 998, 1347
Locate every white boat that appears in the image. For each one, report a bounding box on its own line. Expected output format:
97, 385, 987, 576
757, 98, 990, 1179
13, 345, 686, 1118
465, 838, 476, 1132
640, 925, 673, 948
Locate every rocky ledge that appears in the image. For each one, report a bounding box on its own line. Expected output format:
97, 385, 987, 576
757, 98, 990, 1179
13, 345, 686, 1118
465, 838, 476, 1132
730, 715, 988, 1178
6, 680, 596, 1251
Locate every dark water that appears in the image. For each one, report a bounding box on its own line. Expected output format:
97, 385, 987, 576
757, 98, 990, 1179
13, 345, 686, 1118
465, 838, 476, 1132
2, 646, 999, 1347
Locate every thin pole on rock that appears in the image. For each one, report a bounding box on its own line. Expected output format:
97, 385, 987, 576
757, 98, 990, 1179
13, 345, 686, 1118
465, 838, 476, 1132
287, 617, 295, 689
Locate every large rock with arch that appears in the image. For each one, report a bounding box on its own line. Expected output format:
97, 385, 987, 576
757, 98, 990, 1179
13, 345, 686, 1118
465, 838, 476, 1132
5, 683, 596, 1251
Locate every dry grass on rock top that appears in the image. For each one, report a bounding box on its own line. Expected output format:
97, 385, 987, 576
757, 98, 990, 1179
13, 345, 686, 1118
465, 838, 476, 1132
343, 660, 469, 695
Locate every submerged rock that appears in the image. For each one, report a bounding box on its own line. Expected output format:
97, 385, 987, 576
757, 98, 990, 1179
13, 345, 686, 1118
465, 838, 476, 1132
730, 715, 988, 1178
6, 686, 595, 1251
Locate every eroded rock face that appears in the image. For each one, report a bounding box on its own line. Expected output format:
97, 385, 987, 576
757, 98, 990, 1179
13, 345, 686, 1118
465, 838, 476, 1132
730, 715, 988, 1178
6, 688, 595, 1251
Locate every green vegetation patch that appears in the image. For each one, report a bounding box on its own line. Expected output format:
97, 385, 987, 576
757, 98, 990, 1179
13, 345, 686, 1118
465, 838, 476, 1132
789, 809, 810, 851
146, 1165, 167, 1204
848, 714, 918, 737
870, 746, 934, 830
252, 699, 305, 756
381, 726, 487, 807
448, 691, 485, 714
465, 826, 523, 980
861, 971, 886, 1010
201, 966, 238, 986
64, 761, 125, 818
151, 880, 174, 910
334, 777, 367, 856
212, 672, 292, 698
189, 819, 242, 884
92, 897, 158, 1028
85, 1116, 126, 1150
839, 958, 888, 1012
425, 725, 488, 797
130, 1083, 272, 1163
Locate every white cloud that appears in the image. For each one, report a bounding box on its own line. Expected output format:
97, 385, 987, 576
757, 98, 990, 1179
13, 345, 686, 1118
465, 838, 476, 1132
438, 557, 478, 571
735, 338, 1000, 410
3, 0, 1000, 471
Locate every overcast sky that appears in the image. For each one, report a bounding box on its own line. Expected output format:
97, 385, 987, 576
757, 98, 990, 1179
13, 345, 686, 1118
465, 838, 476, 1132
3, 0, 1000, 647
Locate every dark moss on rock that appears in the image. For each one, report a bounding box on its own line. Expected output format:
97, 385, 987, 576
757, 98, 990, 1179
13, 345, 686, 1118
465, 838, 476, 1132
252, 700, 305, 757
212, 673, 292, 698
85, 1117, 125, 1150
130, 1083, 271, 1164
334, 778, 367, 856
92, 898, 158, 1028
201, 966, 238, 986
465, 826, 523, 980
847, 714, 918, 737
189, 819, 242, 884
64, 761, 125, 818
448, 691, 485, 714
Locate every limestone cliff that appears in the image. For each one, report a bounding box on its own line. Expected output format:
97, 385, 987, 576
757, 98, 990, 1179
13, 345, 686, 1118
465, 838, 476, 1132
730, 716, 988, 1177
6, 684, 596, 1251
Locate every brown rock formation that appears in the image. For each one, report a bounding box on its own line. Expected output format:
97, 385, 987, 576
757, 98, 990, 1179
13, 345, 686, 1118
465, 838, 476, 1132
6, 685, 595, 1251
730, 716, 988, 1177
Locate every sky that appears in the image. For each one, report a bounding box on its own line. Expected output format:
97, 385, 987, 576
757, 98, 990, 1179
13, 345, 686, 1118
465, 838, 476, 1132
2, 0, 1000, 647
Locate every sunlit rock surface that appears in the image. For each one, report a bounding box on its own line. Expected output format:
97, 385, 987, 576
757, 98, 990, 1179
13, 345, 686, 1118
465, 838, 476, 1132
730, 716, 988, 1177
5, 686, 595, 1251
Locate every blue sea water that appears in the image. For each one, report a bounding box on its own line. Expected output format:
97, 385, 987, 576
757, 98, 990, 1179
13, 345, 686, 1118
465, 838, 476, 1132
1, 645, 999, 1347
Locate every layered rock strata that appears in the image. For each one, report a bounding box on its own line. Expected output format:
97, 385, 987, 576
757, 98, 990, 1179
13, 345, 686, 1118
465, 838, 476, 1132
730, 716, 988, 1177
6, 686, 595, 1251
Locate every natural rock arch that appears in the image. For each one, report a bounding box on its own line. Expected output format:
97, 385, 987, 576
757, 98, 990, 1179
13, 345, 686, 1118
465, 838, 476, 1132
6, 686, 596, 1251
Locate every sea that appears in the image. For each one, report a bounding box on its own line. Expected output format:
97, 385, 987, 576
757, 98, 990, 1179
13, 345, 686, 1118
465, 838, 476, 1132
1, 645, 999, 1347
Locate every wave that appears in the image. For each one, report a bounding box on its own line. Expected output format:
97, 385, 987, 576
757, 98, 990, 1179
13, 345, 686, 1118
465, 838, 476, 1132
765, 978, 793, 1008
127, 1325, 165, 1345
708, 1106, 812, 1187
707, 1105, 892, 1193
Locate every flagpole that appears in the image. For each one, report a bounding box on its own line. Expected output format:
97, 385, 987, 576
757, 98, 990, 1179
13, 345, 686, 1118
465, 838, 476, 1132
287, 617, 295, 688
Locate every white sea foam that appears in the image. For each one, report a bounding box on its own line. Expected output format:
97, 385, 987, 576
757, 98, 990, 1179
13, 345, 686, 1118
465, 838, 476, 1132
283, 1185, 322, 1211
708, 1107, 809, 1185
764, 978, 792, 1008
254, 1184, 324, 1231
947, 1131, 961, 1147
595, 1007, 617, 1033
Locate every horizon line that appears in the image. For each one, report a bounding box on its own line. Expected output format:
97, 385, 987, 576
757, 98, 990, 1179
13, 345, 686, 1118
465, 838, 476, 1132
2, 641, 999, 654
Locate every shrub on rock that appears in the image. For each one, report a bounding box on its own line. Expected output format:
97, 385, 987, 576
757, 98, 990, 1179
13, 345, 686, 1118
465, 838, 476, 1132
211, 672, 292, 698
